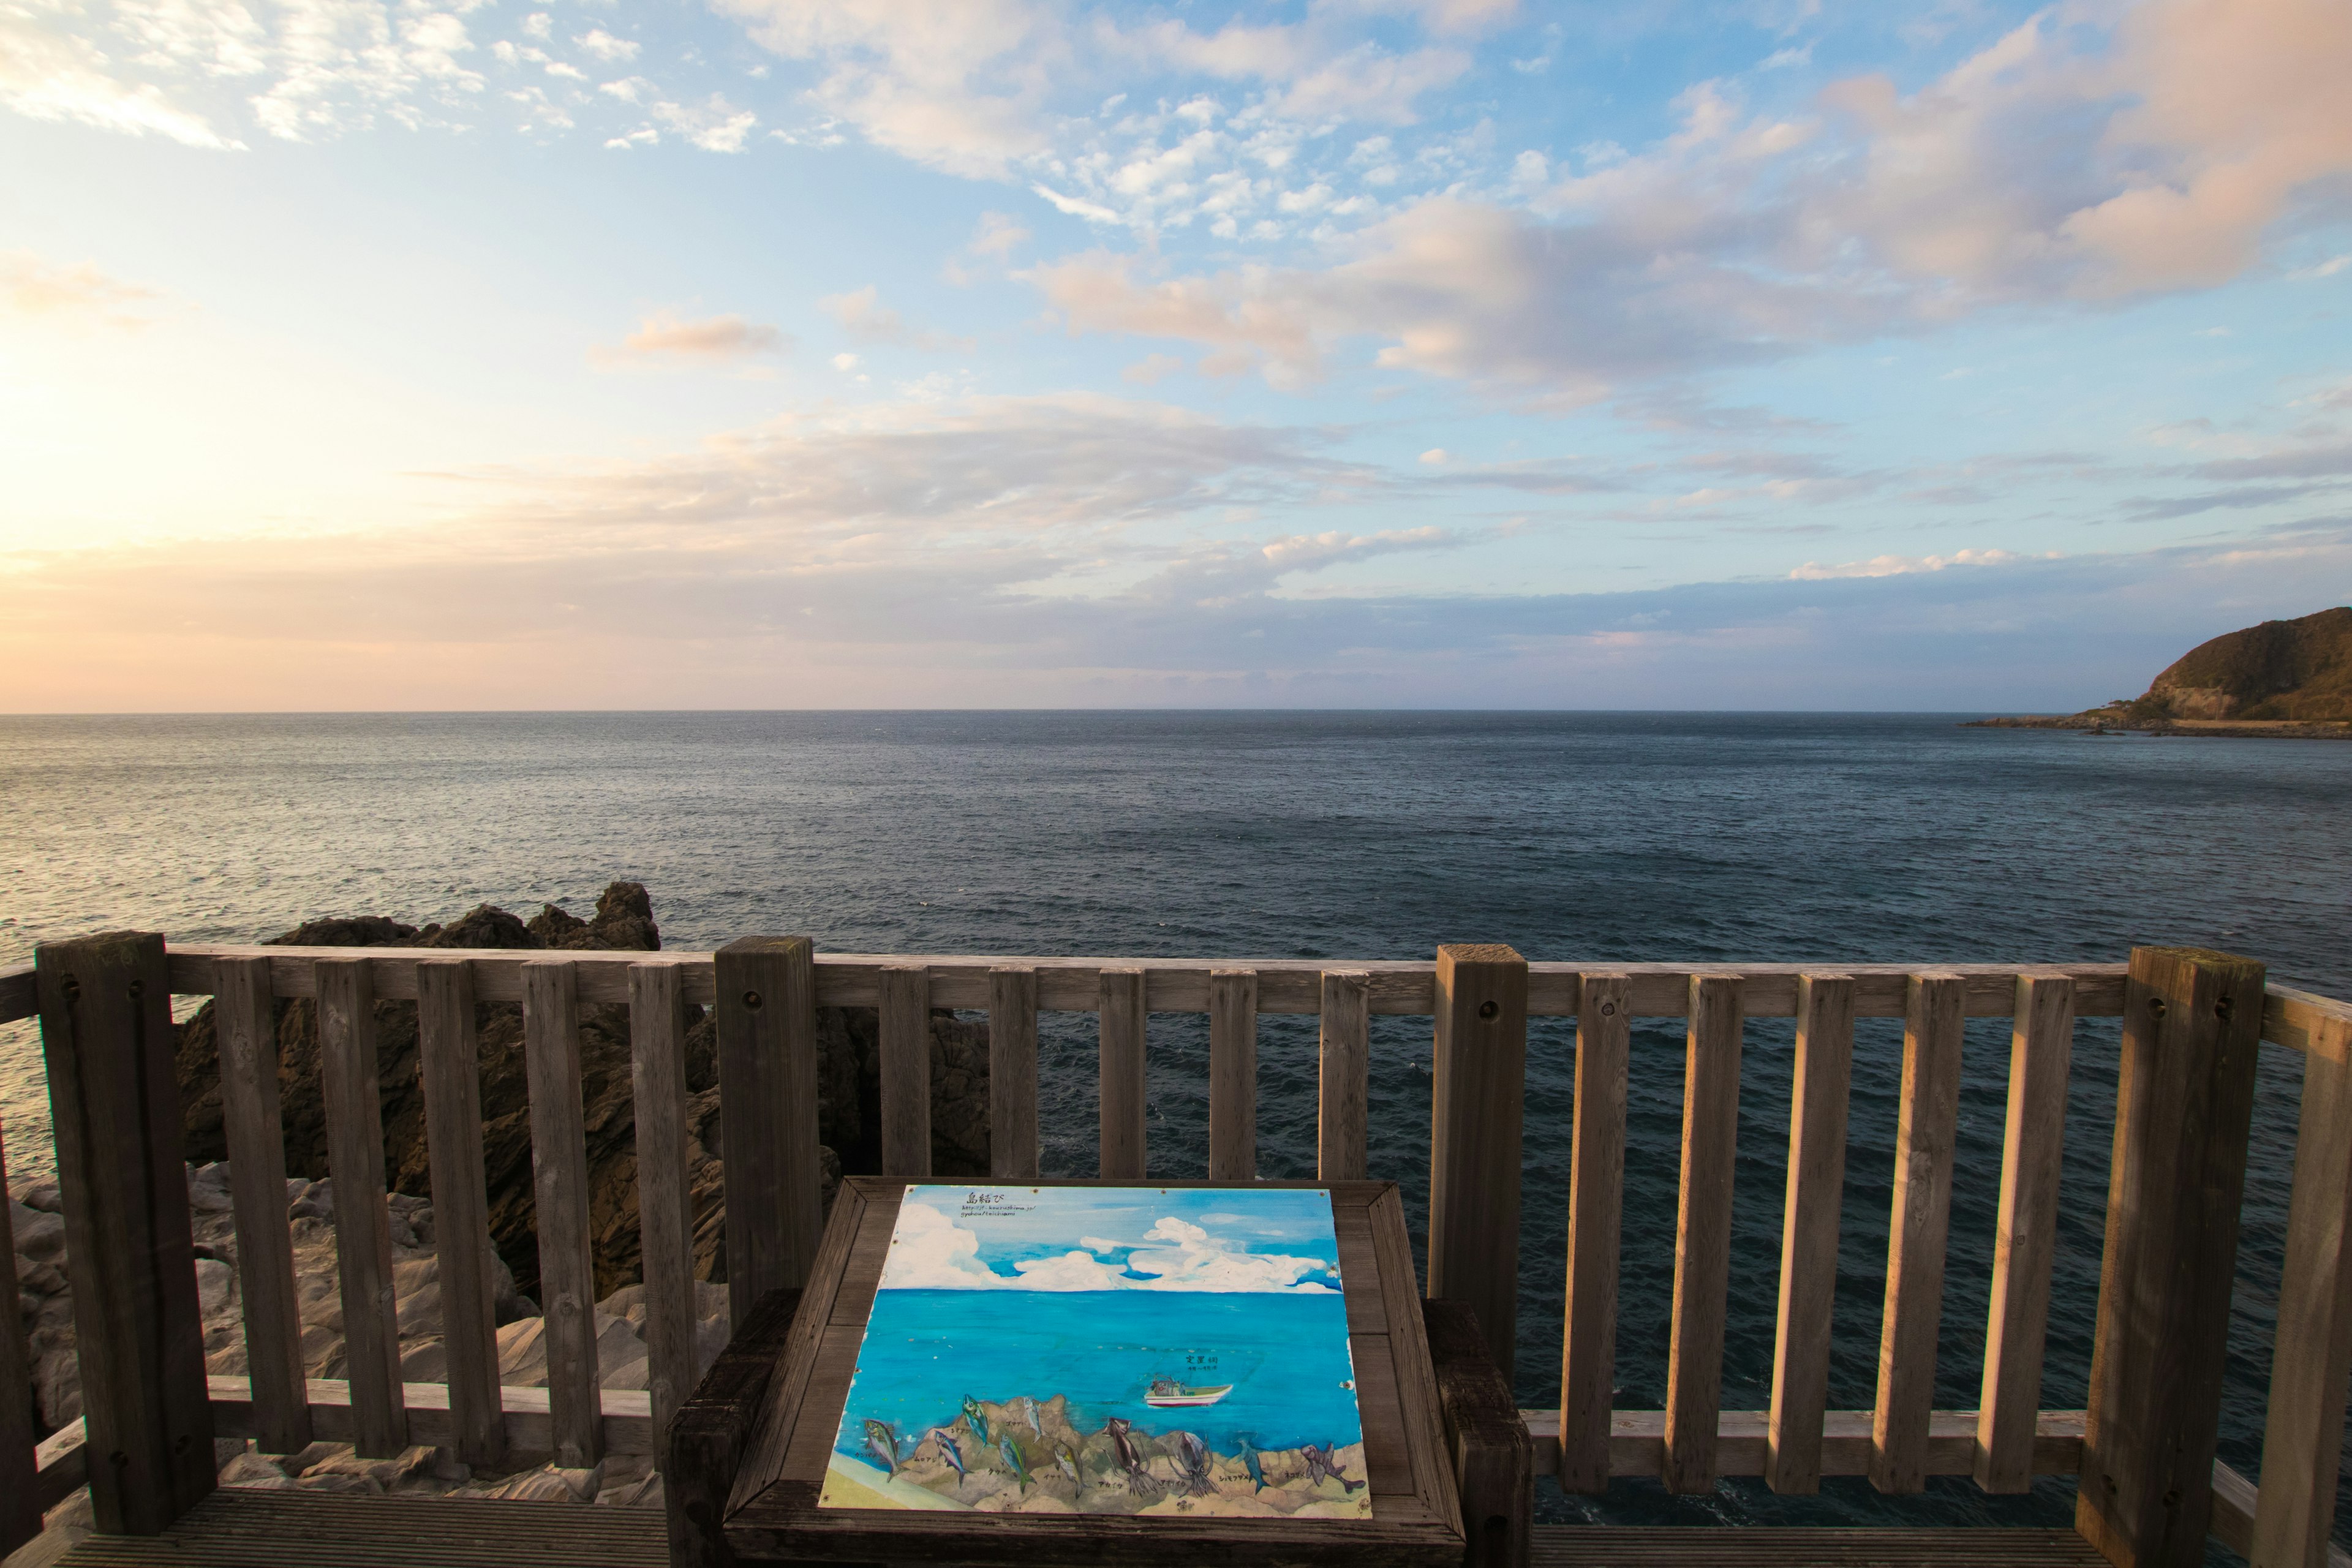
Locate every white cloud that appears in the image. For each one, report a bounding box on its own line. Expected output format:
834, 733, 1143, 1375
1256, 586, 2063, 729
1, 249, 165, 328
0, 9, 240, 147
651, 92, 756, 151
876, 1203, 1338, 1292
574, 27, 636, 61
820, 284, 974, 352
1079, 1235, 1119, 1253
590, 309, 789, 365
1788, 547, 2040, 580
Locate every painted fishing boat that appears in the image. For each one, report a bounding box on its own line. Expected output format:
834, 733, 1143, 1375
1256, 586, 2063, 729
1143, 1376, 1233, 1407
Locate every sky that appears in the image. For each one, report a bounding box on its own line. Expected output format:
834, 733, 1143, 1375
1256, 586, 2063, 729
880, 1186, 1343, 1292
2, 0, 2349, 710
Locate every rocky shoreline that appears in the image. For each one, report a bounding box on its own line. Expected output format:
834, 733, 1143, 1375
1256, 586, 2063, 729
9, 883, 998, 1564
1962, 713, 2352, 739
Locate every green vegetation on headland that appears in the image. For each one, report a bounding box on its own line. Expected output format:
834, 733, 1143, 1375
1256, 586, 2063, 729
1967, 606, 2352, 739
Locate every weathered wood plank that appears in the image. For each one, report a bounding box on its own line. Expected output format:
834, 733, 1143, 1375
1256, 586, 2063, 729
628, 962, 696, 1477
1521, 1408, 2089, 1482
713, 936, 821, 1318
878, 963, 932, 1178
1318, 970, 1371, 1182
989, 966, 1040, 1179
317, 956, 408, 1459
0, 1118, 39, 1556
0, 960, 32, 1025
2263, 986, 2352, 1059
666, 1286, 802, 1568
165, 944, 2136, 1020
2078, 947, 2267, 1568
1977, 973, 2075, 1494
47, 1487, 669, 1568
1766, 973, 1854, 1496
522, 959, 601, 1470
1664, 973, 1743, 1494
212, 954, 312, 1457
1525, 1523, 2109, 1566
1425, 1299, 1532, 1568
1559, 972, 1630, 1496
1872, 972, 1965, 1495
418, 957, 503, 1470
1208, 968, 1259, 1181
2250, 999, 2352, 1568
35, 932, 216, 1535
1099, 967, 1147, 1180
1431, 945, 1532, 1382
202, 1374, 659, 1456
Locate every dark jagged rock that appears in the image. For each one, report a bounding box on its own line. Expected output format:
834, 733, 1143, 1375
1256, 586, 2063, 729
174, 883, 986, 1303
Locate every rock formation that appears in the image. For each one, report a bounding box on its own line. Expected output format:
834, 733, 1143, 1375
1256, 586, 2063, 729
2140, 605, 2352, 721
170, 883, 990, 1303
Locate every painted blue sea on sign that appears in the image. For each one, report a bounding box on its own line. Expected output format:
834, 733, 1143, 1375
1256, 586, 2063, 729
819, 1185, 1374, 1520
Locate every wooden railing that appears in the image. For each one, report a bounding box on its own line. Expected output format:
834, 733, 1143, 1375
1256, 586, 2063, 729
3, 937, 2350, 1568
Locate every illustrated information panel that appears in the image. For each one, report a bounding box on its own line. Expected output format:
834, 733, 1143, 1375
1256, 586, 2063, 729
820, 1185, 1373, 1521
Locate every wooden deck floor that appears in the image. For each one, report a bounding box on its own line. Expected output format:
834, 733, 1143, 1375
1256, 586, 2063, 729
41, 1489, 2114, 1568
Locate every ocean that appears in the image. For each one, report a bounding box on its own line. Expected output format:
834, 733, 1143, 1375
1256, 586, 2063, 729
3, 710, 2348, 1539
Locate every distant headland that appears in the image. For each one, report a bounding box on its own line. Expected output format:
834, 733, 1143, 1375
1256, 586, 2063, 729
1968, 606, 2352, 739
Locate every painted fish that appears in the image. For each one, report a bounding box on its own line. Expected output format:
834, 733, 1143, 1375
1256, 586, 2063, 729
962, 1396, 990, 1444
925, 1428, 967, 1479
1235, 1436, 1262, 1490
863, 1419, 902, 1479
1054, 1442, 1081, 1487
1170, 1430, 1213, 1496
1302, 1442, 1363, 1494
1013, 1395, 1043, 1438
998, 1434, 1032, 1487
1102, 1417, 1163, 1497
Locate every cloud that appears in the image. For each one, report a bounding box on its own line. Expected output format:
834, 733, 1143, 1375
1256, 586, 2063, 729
574, 28, 637, 62
650, 93, 756, 151
1018, 1, 2352, 402
819, 284, 974, 352
1788, 546, 2040, 579
1, 250, 164, 329
591, 309, 790, 366
0, 9, 239, 147
875, 1203, 1338, 1292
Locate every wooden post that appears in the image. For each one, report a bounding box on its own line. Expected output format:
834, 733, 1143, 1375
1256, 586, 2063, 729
1208, 969, 1258, 1181
418, 957, 505, 1470
1977, 973, 2075, 1494
1767, 973, 1855, 1495
1664, 973, 1743, 1494
1559, 971, 1629, 1495
1428, 944, 1529, 1381
1099, 967, 1147, 1180
1, 1120, 40, 1557
1872, 972, 1964, 1494
214, 955, 312, 1457
2078, 947, 2266, 1568
989, 966, 1039, 1179
34, 932, 216, 1533
317, 956, 407, 1458
1424, 1299, 1534, 1568
630, 962, 696, 1475
2249, 998, 2352, 1568
524, 959, 603, 1470
879, 964, 932, 1178
714, 936, 820, 1324
1317, 970, 1370, 1183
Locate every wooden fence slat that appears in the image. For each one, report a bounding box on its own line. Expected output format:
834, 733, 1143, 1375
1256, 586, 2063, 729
1766, 973, 1855, 1495
522, 959, 602, 1469
418, 957, 504, 1470
1871, 972, 1966, 1494
1317, 970, 1370, 1182
880, 963, 932, 1178
33, 932, 215, 1534
1559, 972, 1630, 1494
2079, 948, 2266, 1568
2250, 1001, 2352, 1568
317, 955, 409, 1458
712, 936, 820, 1319
1975, 973, 2075, 1494
989, 966, 1040, 1179
213, 955, 312, 1456
1, 1119, 39, 1555
1430, 945, 1532, 1382
1664, 973, 1743, 1494
627, 962, 695, 1474
1099, 967, 1147, 1180
1208, 969, 1259, 1181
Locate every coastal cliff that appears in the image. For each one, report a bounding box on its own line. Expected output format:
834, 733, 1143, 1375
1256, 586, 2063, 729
1969, 605, 2352, 735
